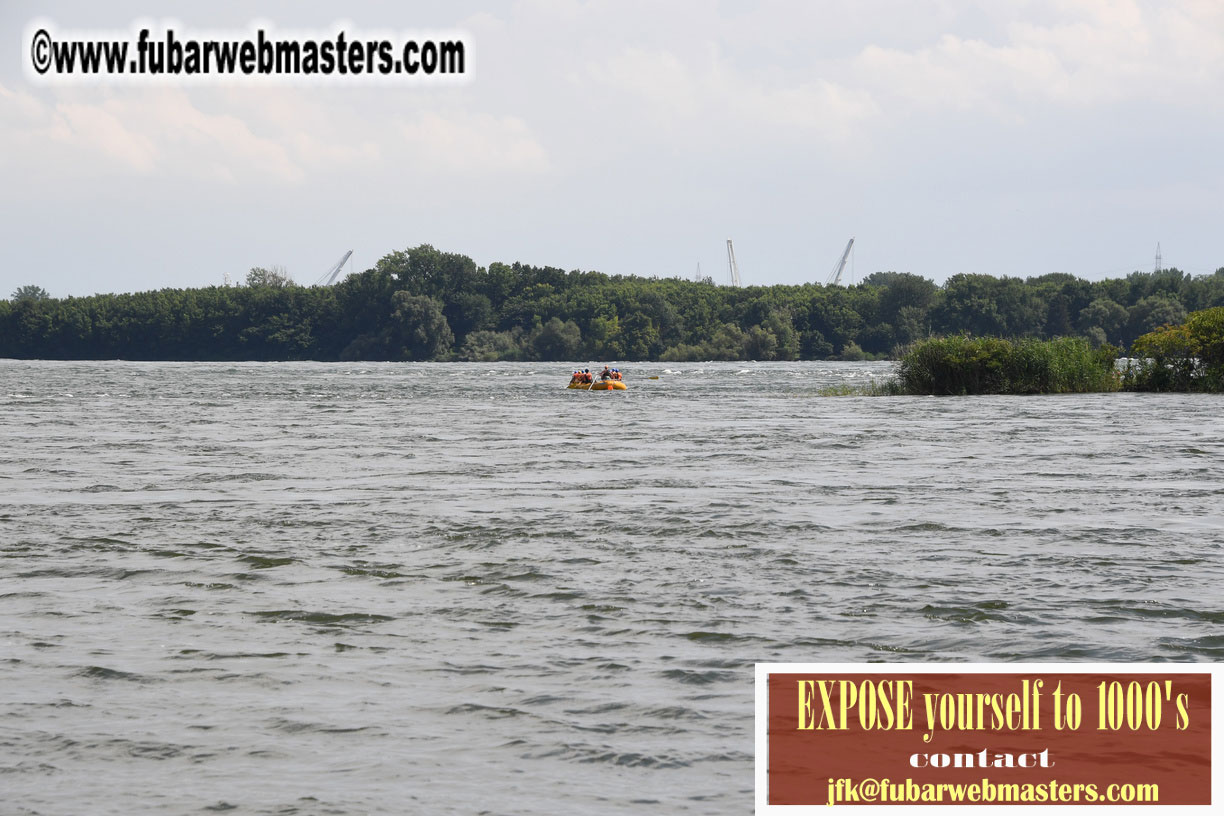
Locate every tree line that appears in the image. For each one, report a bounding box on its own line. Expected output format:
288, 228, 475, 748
3, 244, 1223, 362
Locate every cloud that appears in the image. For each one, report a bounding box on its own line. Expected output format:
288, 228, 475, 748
1, 78, 550, 190
137, 91, 303, 183
0, 83, 64, 167
2, 0, 1220, 297
856, 36, 1064, 120
0, 82, 46, 124
586, 43, 879, 147
212, 88, 383, 171
397, 109, 550, 174
852, 0, 1224, 117
0, 83, 305, 183
54, 98, 160, 172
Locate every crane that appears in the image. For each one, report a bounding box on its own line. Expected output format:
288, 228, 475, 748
726, 239, 741, 287
315, 250, 354, 286
826, 238, 854, 286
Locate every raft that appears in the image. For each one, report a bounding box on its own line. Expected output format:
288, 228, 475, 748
567, 380, 627, 390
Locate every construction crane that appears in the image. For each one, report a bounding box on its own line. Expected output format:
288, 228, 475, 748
826, 238, 854, 286
315, 250, 354, 286
726, 239, 741, 287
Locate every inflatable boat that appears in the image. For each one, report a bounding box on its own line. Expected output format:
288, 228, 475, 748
567, 380, 627, 390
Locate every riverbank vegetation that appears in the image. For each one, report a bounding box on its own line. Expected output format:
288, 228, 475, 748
892, 336, 1120, 395
840, 308, 1224, 396
3, 244, 1223, 363
1123, 307, 1224, 392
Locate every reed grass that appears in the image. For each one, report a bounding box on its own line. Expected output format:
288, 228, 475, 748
817, 379, 905, 397
892, 336, 1120, 395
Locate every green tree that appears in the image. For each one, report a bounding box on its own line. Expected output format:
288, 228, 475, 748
934, 274, 1006, 336
1044, 296, 1074, 337
532, 317, 582, 360
744, 324, 779, 360
1127, 324, 1197, 391
1126, 295, 1186, 346
388, 292, 453, 360
245, 266, 293, 288
4, 243, 1221, 364
1125, 307, 1224, 392
586, 314, 624, 359
864, 272, 937, 327
459, 329, 524, 361
11, 285, 50, 302
704, 323, 748, 360
1077, 298, 1127, 345
445, 292, 494, 342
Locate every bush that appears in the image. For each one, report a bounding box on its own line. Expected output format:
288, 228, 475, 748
458, 329, 525, 361
895, 336, 1119, 395
838, 341, 868, 361
1124, 306, 1224, 392
659, 343, 706, 362
1187, 306, 1224, 390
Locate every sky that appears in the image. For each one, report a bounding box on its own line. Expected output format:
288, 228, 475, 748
1, 0, 1221, 298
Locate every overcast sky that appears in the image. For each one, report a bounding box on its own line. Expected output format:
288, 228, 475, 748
2, 0, 1221, 297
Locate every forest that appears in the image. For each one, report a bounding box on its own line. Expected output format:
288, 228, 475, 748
3, 244, 1223, 362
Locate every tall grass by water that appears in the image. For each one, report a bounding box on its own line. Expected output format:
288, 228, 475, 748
893, 336, 1120, 395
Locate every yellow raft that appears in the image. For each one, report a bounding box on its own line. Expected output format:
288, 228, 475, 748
567, 380, 627, 390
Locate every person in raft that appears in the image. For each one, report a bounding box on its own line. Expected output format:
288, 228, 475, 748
610, 368, 623, 381
599, 365, 612, 381
570, 369, 593, 384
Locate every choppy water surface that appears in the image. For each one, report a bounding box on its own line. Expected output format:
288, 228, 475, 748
2, 360, 1222, 814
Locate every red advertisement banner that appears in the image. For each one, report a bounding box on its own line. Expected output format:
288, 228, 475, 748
763, 669, 1212, 807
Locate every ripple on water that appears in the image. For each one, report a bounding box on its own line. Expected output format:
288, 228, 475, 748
2, 360, 1222, 815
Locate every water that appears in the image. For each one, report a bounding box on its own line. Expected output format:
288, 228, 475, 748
2, 360, 1222, 815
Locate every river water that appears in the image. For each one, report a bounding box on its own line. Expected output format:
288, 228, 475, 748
2, 360, 1221, 814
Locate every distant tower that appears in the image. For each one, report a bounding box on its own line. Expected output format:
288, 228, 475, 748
726, 240, 741, 287
1155, 243, 1162, 273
